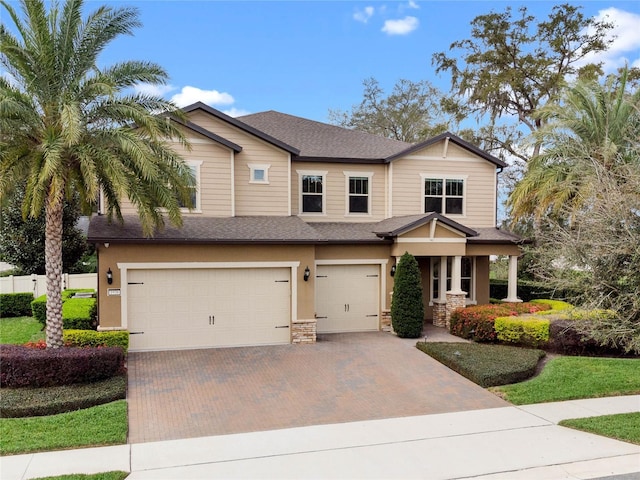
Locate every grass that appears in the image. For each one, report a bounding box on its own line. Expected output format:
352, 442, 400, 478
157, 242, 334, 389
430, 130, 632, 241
0, 400, 128, 455
1, 375, 127, 418
33, 473, 129, 480
492, 356, 640, 404
560, 412, 640, 445
0, 316, 44, 344
416, 342, 545, 387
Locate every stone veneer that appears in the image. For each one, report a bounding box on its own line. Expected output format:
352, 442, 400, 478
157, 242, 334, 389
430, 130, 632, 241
432, 302, 447, 328
291, 318, 316, 344
445, 292, 467, 330
381, 309, 392, 332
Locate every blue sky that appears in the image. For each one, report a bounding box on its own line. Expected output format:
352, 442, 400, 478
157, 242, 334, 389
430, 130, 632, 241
4, 1, 640, 123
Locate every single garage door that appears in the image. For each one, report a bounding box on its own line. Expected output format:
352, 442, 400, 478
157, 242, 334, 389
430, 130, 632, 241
127, 267, 291, 351
315, 264, 380, 333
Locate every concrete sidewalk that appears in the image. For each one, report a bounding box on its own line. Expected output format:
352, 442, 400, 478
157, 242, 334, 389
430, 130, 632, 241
2, 395, 639, 480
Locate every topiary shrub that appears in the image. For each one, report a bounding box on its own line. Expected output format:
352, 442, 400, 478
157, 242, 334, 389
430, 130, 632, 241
0, 293, 34, 317
31, 294, 47, 326
61, 297, 97, 330
64, 330, 129, 353
391, 252, 424, 338
495, 316, 550, 347
0, 344, 124, 388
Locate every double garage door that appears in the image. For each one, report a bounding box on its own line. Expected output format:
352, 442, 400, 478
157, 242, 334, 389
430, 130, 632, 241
127, 268, 291, 351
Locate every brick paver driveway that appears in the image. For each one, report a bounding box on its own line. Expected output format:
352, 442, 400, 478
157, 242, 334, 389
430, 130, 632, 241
127, 332, 507, 443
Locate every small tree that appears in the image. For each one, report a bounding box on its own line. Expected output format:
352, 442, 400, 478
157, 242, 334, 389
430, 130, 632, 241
391, 252, 424, 338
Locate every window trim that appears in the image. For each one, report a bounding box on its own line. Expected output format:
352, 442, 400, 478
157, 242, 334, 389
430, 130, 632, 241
430, 256, 476, 305
420, 174, 467, 217
180, 160, 202, 213
343, 171, 373, 216
248, 163, 271, 184
297, 170, 327, 216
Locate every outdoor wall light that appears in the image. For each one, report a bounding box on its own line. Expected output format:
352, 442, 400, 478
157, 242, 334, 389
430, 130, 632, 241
390, 265, 396, 277
106, 268, 113, 285
303, 266, 311, 282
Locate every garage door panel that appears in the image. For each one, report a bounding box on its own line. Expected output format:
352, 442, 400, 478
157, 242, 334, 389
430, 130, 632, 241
127, 267, 291, 351
316, 265, 380, 333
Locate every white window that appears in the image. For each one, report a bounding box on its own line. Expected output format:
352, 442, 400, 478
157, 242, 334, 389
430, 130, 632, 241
431, 257, 475, 303
422, 175, 466, 215
248, 164, 270, 184
179, 161, 202, 212
344, 171, 373, 215
297, 170, 327, 214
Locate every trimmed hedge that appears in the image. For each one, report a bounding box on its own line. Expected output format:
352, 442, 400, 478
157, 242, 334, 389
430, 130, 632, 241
391, 252, 424, 338
0, 375, 127, 418
31, 290, 96, 330
64, 330, 129, 353
495, 316, 550, 347
530, 299, 573, 312
0, 345, 124, 388
417, 342, 545, 387
0, 293, 34, 318
450, 302, 550, 342
489, 280, 578, 302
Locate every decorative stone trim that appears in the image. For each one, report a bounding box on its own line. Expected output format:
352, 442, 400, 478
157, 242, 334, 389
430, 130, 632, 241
381, 309, 392, 332
432, 302, 447, 328
445, 292, 467, 330
292, 319, 316, 344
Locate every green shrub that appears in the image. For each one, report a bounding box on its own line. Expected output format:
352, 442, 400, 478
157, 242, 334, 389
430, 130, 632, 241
570, 309, 618, 321
31, 294, 47, 326
0, 375, 126, 418
391, 252, 424, 338
416, 342, 545, 387
64, 330, 129, 353
490, 280, 579, 302
495, 316, 550, 347
0, 293, 34, 317
530, 299, 574, 312
61, 297, 97, 330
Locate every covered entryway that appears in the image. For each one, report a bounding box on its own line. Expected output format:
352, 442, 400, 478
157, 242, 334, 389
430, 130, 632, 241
315, 264, 380, 333
126, 267, 291, 351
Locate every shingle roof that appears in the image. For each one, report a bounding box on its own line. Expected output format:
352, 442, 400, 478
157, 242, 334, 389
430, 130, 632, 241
373, 213, 478, 237
238, 111, 411, 160
89, 214, 522, 246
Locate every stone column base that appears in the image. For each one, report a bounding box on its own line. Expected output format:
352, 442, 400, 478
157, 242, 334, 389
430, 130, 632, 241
291, 319, 316, 344
445, 292, 467, 330
381, 309, 393, 332
432, 302, 447, 328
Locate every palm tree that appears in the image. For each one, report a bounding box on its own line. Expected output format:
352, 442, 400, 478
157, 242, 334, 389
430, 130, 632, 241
0, 0, 194, 347
508, 68, 640, 223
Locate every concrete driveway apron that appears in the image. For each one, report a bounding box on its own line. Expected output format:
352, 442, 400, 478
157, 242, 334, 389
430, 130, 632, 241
127, 331, 507, 443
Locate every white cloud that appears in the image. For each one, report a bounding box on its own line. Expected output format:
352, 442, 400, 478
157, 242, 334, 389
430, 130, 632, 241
381, 16, 419, 36
580, 8, 640, 73
170, 86, 235, 108
222, 107, 251, 118
353, 6, 374, 24
407, 1, 419, 10
133, 82, 175, 97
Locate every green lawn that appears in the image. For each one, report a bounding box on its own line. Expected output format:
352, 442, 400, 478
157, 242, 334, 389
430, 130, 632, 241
34, 473, 129, 480
492, 356, 640, 404
0, 316, 44, 344
0, 400, 128, 455
560, 412, 640, 445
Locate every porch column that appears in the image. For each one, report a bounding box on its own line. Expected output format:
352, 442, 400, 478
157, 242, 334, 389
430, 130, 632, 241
444, 255, 467, 330
503, 255, 522, 303
433, 256, 448, 327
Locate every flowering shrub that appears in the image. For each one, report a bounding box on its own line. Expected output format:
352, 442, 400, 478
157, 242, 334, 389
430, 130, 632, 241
450, 303, 549, 342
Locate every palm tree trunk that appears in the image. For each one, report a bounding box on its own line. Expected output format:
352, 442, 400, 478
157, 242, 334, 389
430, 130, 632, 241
45, 194, 65, 348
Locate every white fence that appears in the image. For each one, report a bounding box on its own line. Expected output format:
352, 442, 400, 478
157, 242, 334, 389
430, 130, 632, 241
0, 273, 97, 297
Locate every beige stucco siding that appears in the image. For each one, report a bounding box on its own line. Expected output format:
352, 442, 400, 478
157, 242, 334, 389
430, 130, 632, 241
96, 243, 315, 329
187, 111, 291, 216
293, 162, 386, 222
391, 141, 498, 228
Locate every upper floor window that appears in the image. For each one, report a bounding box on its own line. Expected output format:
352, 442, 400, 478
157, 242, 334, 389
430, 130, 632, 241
179, 161, 202, 212
249, 164, 270, 184
344, 171, 373, 215
298, 170, 327, 214
423, 175, 466, 215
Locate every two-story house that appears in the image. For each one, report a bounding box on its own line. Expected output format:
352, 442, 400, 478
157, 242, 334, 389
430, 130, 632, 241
88, 102, 522, 351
